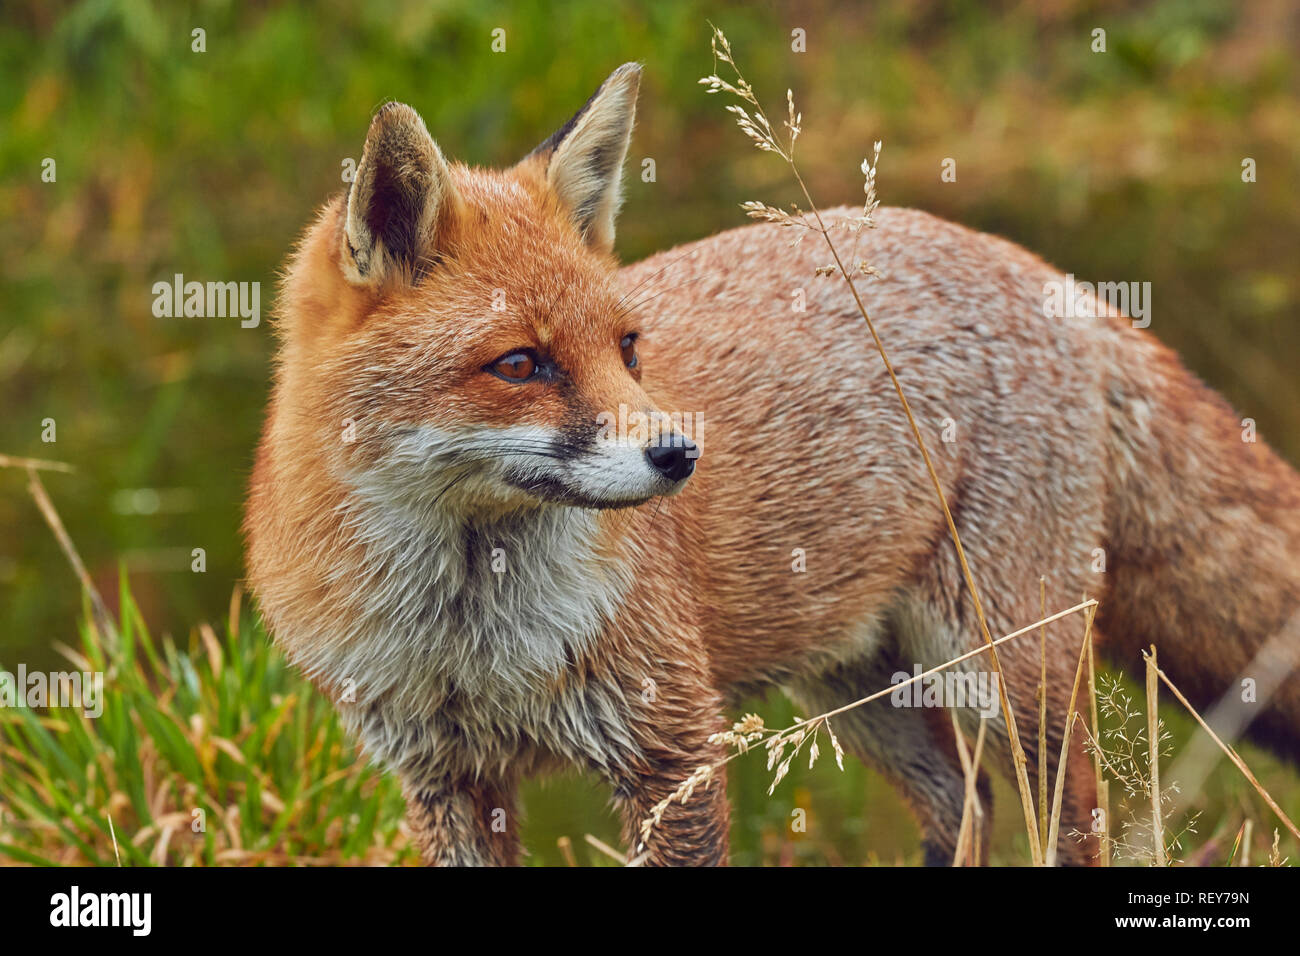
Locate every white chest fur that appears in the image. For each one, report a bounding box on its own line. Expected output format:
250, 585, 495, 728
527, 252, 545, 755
298, 493, 640, 785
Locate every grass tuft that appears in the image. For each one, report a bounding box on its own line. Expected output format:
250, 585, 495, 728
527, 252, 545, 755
0, 576, 413, 866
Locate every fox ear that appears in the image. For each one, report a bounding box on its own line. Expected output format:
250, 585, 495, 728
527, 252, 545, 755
342, 102, 457, 286
526, 63, 640, 253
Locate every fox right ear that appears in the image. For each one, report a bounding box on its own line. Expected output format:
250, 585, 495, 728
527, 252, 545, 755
342, 102, 457, 286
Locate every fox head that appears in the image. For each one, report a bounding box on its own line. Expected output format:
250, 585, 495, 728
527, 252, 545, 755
274, 64, 698, 516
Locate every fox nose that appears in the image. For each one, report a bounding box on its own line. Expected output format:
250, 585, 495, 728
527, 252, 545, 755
646, 438, 697, 482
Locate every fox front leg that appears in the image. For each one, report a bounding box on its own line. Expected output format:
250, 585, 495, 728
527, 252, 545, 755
403, 779, 522, 866
618, 760, 731, 866
611, 698, 732, 866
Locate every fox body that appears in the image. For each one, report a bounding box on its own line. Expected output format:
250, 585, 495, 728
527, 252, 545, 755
245, 65, 1300, 865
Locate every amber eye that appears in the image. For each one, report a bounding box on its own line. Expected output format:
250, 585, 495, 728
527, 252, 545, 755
620, 333, 638, 369
489, 350, 538, 381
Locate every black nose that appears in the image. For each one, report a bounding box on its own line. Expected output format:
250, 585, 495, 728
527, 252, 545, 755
646, 437, 697, 482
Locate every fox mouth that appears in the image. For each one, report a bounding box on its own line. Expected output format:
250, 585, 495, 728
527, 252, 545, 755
487, 429, 694, 509
501, 472, 661, 510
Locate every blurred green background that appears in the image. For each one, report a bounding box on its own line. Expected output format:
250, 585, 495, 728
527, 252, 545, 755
3, 0, 1298, 864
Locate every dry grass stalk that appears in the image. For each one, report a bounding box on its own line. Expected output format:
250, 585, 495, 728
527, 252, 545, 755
700, 23, 1043, 863
1085, 619, 1109, 865
1268, 828, 1288, 866
228, 582, 243, 641
951, 710, 987, 866
1144, 646, 1166, 866
1037, 577, 1049, 850
1150, 660, 1300, 844
1160, 626, 1300, 843
21, 464, 117, 649
1044, 604, 1096, 865
0, 453, 75, 473
106, 812, 122, 866
1239, 819, 1252, 867
556, 835, 577, 867
585, 832, 640, 866
758, 602, 1097, 739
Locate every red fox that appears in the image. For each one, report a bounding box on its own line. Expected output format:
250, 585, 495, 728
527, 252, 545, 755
245, 64, 1300, 866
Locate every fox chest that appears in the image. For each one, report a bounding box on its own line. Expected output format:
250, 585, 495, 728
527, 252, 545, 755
325, 506, 639, 781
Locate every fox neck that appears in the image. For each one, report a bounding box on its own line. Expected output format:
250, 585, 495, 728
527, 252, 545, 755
330, 483, 629, 701
316, 490, 635, 780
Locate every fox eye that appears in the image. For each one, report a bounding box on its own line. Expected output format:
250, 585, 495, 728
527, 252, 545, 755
488, 350, 538, 382
620, 333, 638, 369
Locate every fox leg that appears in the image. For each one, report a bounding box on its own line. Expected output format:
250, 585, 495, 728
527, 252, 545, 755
402, 778, 522, 866
608, 669, 732, 866
613, 753, 731, 866
789, 650, 992, 865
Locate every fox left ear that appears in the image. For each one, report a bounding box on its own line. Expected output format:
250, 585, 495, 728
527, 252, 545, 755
523, 63, 641, 253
